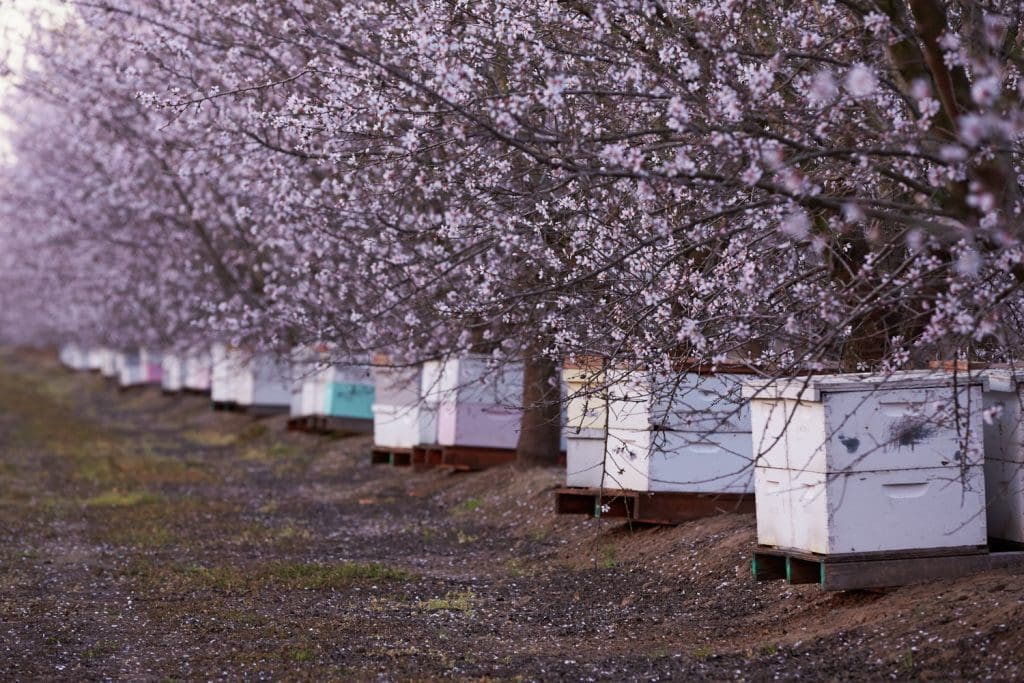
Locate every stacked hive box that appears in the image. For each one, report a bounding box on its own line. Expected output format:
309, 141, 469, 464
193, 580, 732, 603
59, 344, 88, 370
747, 371, 987, 555
982, 371, 1024, 544
211, 343, 245, 406
563, 362, 608, 487
290, 347, 375, 431
373, 362, 437, 451
325, 364, 375, 426
183, 350, 212, 392
235, 353, 292, 413
83, 348, 104, 371
99, 349, 118, 379
436, 356, 524, 450
117, 350, 147, 387
290, 347, 330, 420
605, 370, 756, 493
162, 354, 185, 392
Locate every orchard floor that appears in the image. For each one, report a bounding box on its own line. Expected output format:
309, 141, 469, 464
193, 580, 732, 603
2, 349, 1024, 681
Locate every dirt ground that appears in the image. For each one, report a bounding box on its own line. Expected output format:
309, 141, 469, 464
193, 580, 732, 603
2, 349, 1024, 681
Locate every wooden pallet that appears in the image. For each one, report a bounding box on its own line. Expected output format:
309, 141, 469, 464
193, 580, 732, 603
398, 444, 518, 471
554, 487, 754, 525
243, 404, 290, 417
438, 445, 517, 471
412, 445, 444, 468
752, 545, 1024, 591
287, 415, 373, 435
370, 447, 413, 466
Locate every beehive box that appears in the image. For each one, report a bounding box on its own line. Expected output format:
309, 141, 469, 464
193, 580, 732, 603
981, 371, 1024, 543
746, 371, 987, 556
604, 370, 756, 493
325, 364, 375, 419
289, 347, 330, 418
162, 354, 185, 392
211, 344, 244, 405
141, 350, 163, 383
117, 351, 146, 387
416, 360, 443, 445
563, 363, 608, 488
183, 351, 212, 392
59, 344, 88, 370
235, 353, 292, 409
84, 348, 104, 371
436, 356, 524, 450
99, 349, 118, 378
373, 363, 431, 450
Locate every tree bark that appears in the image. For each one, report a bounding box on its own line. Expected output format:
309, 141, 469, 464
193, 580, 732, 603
516, 355, 563, 467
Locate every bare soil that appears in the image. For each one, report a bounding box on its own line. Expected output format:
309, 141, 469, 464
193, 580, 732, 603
2, 348, 1024, 681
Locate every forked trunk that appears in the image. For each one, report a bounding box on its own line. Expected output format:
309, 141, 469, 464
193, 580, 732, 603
515, 355, 562, 467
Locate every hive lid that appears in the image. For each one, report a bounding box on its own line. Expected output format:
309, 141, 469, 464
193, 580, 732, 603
981, 369, 1024, 393
742, 369, 984, 402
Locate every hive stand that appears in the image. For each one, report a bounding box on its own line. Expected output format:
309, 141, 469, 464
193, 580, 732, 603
243, 404, 290, 418
752, 545, 1024, 591
370, 447, 414, 466
411, 444, 444, 468
373, 445, 567, 471
288, 415, 373, 435
373, 444, 517, 471
554, 487, 754, 526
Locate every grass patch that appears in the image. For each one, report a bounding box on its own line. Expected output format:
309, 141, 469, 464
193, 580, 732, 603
241, 443, 297, 463
74, 449, 208, 488
455, 529, 477, 545
419, 590, 475, 613
182, 429, 238, 447
267, 561, 409, 588
452, 498, 481, 515
692, 645, 715, 660
85, 490, 162, 508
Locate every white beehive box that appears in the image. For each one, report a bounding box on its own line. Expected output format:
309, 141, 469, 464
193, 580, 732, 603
290, 347, 329, 418
436, 356, 524, 450
416, 360, 443, 445
84, 348, 104, 371
117, 351, 146, 387
211, 343, 244, 404
59, 344, 87, 370
183, 351, 212, 392
372, 364, 425, 450
236, 353, 292, 409
563, 364, 608, 488
99, 349, 118, 378
746, 371, 987, 556
605, 370, 756, 493
981, 371, 1024, 543
162, 354, 185, 392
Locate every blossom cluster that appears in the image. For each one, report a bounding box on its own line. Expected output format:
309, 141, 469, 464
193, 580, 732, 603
0, 0, 1021, 380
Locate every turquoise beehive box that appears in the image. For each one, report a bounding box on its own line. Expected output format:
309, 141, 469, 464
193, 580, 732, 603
326, 366, 375, 419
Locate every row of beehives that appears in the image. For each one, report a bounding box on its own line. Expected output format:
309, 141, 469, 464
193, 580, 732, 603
559, 365, 1024, 560
345, 355, 1024, 561
58, 344, 544, 452
60, 344, 1024, 561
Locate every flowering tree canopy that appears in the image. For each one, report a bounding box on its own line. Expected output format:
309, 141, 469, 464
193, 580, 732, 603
1, 1, 1023, 462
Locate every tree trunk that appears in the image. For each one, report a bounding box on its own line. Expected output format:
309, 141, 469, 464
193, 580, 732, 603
516, 355, 562, 467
